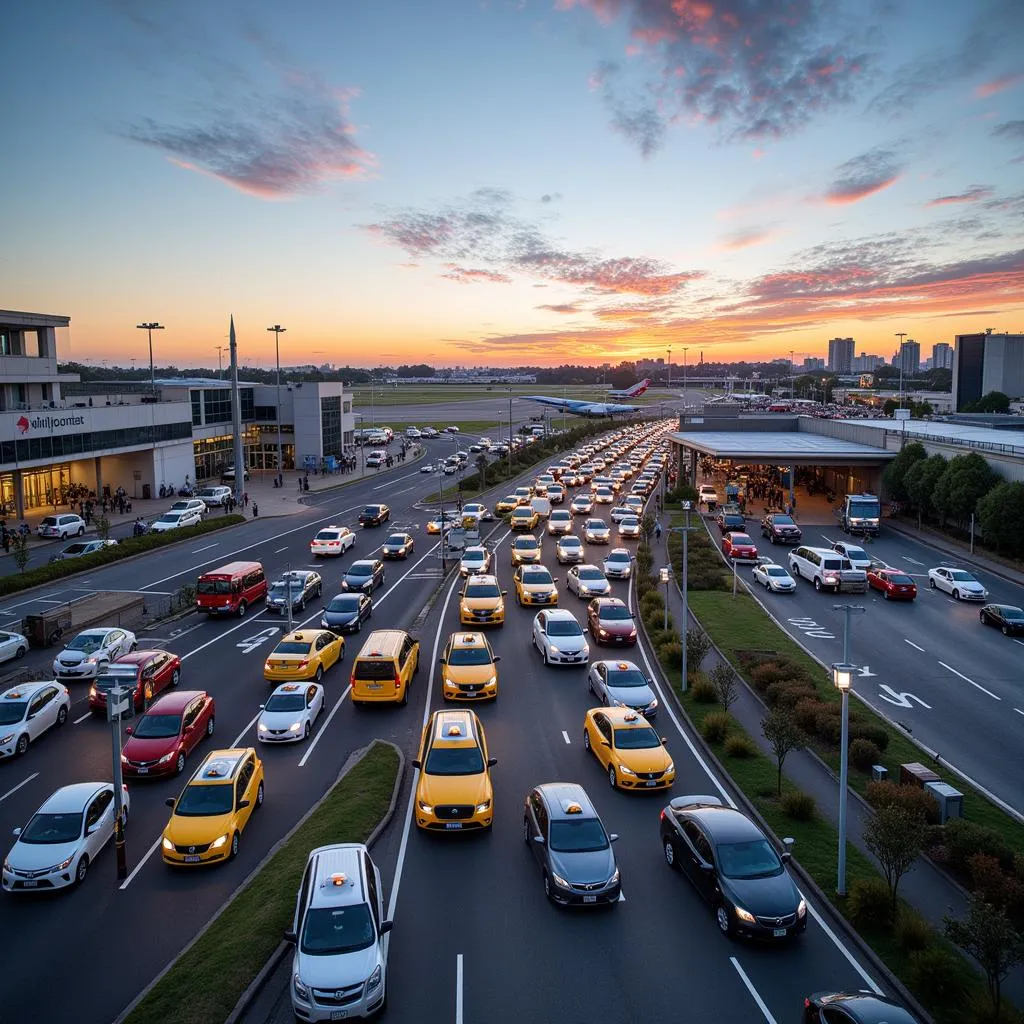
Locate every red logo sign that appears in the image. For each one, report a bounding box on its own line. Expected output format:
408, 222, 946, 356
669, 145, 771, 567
16, 416, 29, 434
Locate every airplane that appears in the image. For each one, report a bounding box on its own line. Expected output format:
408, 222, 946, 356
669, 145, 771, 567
523, 394, 642, 418
607, 378, 651, 399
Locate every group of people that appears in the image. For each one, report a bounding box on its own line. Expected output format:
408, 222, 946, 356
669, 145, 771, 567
0, 520, 31, 553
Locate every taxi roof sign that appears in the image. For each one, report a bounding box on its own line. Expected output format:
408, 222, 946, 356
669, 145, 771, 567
446, 724, 464, 737
622, 712, 640, 723
281, 683, 301, 692
563, 801, 583, 815
5, 690, 23, 700
324, 872, 351, 887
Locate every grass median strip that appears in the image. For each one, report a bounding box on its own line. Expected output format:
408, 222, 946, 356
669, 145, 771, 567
125, 741, 400, 1024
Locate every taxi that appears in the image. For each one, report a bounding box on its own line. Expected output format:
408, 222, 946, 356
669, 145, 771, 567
263, 630, 344, 683
510, 535, 542, 566
459, 574, 506, 626
513, 565, 559, 606
426, 511, 459, 534
413, 710, 496, 832
509, 506, 540, 531
514, 486, 534, 503
161, 748, 264, 864
439, 632, 500, 701
496, 495, 520, 515
583, 707, 675, 791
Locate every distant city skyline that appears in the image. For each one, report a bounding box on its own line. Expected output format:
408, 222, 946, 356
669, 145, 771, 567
5, 1, 1024, 369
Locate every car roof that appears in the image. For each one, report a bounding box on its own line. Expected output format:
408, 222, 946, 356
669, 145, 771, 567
2, 680, 59, 702
600, 707, 653, 728
307, 844, 368, 910
815, 993, 920, 1024
464, 574, 498, 586
450, 632, 490, 649
536, 782, 599, 820
279, 630, 324, 643
679, 801, 764, 842
544, 608, 578, 621
147, 689, 209, 714
349, 559, 379, 568
39, 782, 108, 813
113, 650, 168, 665
594, 597, 627, 608
430, 709, 479, 747
190, 749, 252, 784
270, 681, 316, 696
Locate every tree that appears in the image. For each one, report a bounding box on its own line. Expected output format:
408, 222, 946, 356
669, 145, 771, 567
932, 452, 999, 528
474, 455, 487, 490
944, 895, 1024, 1021
904, 453, 947, 527
711, 663, 739, 714
761, 709, 805, 795
94, 513, 111, 542
965, 390, 1011, 414
863, 805, 927, 917
10, 533, 30, 575
977, 481, 1024, 558
685, 628, 712, 676
882, 442, 927, 503
882, 398, 899, 417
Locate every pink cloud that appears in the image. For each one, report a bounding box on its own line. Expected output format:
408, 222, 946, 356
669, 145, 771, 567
440, 265, 512, 285
824, 175, 899, 205
925, 186, 993, 208
975, 73, 1023, 99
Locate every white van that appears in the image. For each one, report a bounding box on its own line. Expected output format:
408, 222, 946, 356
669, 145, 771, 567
197, 485, 232, 507
530, 497, 552, 521
788, 546, 868, 593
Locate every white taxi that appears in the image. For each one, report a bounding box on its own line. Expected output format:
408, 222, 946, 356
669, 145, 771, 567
310, 526, 357, 557
0, 682, 71, 759
257, 682, 325, 743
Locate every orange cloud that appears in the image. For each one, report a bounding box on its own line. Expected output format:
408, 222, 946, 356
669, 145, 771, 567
975, 73, 1023, 99
925, 186, 993, 208
824, 175, 899, 205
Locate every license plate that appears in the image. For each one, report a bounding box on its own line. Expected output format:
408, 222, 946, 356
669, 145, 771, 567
184, 855, 202, 863
137, 767, 149, 775
444, 822, 463, 830
645, 780, 658, 787
583, 894, 597, 903
22, 879, 38, 887
366, 683, 382, 690
330, 1012, 349, 1020
773, 928, 787, 938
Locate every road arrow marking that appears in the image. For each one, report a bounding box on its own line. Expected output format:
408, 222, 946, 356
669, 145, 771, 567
877, 684, 931, 709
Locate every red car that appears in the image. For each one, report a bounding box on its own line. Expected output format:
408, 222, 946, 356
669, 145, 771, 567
121, 690, 216, 778
89, 649, 182, 714
587, 597, 638, 646
722, 532, 758, 561
867, 567, 918, 601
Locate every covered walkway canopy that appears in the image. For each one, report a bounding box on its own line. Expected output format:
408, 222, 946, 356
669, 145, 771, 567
668, 430, 897, 465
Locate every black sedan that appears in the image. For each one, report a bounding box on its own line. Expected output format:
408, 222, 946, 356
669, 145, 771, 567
979, 603, 1024, 636
265, 571, 323, 614
803, 991, 921, 1023
358, 503, 390, 527
340, 559, 386, 593
659, 795, 806, 940
381, 532, 415, 559
717, 512, 746, 535
320, 593, 372, 634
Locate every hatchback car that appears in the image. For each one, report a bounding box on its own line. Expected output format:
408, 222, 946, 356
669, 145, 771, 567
89, 649, 181, 714
266, 571, 323, 613
51, 539, 118, 561
587, 598, 637, 646
358, 504, 390, 527
927, 566, 989, 601
37, 514, 86, 539
752, 562, 796, 593
0, 681, 71, 759
459, 575, 506, 626
309, 525, 356, 557
121, 689, 216, 778
341, 559, 386, 593
459, 546, 492, 577
659, 795, 805, 939
587, 660, 658, 718
513, 565, 559, 606
532, 609, 589, 666
584, 707, 674, 790
264, 630, 344, 683
381, 532, 415, 559
258, 682, 325, 743
555, 535, 585, 564
53, 627, 136, 681
567, 564, 612, 599
320, 593, 373, 634
523, 783, 620, 907
438, 632, 500, 701
583, 518, 610, 544
3, 781, 130, 891
150, 508, 202, 533
867, 567, 918, 601
980, 603, 1024, 636
510, 535, 542, 566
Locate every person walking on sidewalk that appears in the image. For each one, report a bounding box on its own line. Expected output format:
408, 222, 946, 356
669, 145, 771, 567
252, 503, 258, 518
654, 517, 662, 541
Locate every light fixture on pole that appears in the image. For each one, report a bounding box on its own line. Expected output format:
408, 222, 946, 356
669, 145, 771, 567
659, 566, 670, 631
267, 325, 287, 476
831, 661, 856, 897
136, 322, 164, 396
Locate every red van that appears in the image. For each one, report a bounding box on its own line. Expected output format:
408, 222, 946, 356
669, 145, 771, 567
196, 561, 267, 617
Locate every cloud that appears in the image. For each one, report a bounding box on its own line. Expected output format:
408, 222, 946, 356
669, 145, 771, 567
992, 120, 1024, 142
536, 303, 583, 314
440, 265, 512, 284
559, 0, 872, 150
975, 73, 1023, 98
821, 146, 901, 205
926, 186, 993, 207
719, 227, 777, 251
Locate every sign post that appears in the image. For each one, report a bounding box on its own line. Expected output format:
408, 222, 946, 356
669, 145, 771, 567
107, 682, 132, 881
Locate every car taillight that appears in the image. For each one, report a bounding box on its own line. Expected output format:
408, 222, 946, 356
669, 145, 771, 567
394, 673, 401, 690
298, 660, 309, 668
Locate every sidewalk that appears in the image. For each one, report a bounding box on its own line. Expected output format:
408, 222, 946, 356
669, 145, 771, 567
647, 521, 1024, 1008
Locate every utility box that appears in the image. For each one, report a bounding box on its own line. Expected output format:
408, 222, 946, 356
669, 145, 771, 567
900, 762, 940, 789
926, 781, 963, 824
871, 765, 889, 783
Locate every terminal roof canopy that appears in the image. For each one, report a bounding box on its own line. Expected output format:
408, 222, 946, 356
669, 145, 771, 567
668, 431, 896, 465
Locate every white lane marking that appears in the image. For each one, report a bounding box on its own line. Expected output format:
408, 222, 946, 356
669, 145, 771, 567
939, 661, 1001, 701
0, 595, 70, 613
392, 485, 417, 496
73, 711, 92, 725
904, 639, 925, 652
729, 957, 777, 1023
119, 836, 161, 890
231, 710, 262, 748
617, 890, 626, 902
298, 685, 352, 767
274, 546, 289, 554
373, 468, 425, 491
179, 613, 275, 662
191, 543, 219, 554
455, 953, 464, 1024
561, 730, 571, 745
1015, 708, 1024, 716
804, 897, 882, 992
0, 772, 38, 804
902, 555, 925, 566
1015, 639, 1024, 648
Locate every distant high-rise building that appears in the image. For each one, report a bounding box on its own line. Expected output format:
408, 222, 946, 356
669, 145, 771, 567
898, 340, 921, 375
802, 357, 825, 371
852, 354, 884, 372
827, 337, 855, 374
953, 332, 1024, 410
931, 342, 953, 370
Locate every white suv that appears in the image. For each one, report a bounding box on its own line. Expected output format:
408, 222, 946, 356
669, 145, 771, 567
286, 843, 391, 1021
37, 514, 86, 539
197, 485, 232, 507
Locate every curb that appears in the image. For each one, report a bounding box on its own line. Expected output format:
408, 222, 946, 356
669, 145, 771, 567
114, 740, 405, 1024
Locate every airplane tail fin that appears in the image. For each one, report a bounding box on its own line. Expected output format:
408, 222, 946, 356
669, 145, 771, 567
626, 378, 651, 397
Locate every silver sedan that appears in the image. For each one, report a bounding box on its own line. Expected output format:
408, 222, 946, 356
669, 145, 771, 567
752, 562, 796, 593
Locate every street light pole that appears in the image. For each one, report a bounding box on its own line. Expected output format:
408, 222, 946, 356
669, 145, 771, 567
666, 502, 695, 692
895, 332, 907, 409
507, 388, 513, 482
438, 467, 446, 573
267, 325, 286, 476
682, 347, 689, 420
136, 322, 164, 396
667, 346, 672, 389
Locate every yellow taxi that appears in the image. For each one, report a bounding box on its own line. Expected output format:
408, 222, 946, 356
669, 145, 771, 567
509, 506, 540, 531
458, 574, 506, 626
496, 495, 520, 514
583, 707, 675, 791
513, 565, 559, 606
161, 748, 264, 865
413, 710, 495, 831
263, 629, 344, 683
426, 511, 458, 535
439, 632, 500, 700
510, 534, 542, 566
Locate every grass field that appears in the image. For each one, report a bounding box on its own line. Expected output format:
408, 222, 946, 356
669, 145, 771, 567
349, 383, 677, 408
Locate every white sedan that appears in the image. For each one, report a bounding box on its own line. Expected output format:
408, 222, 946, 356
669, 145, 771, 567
532, 609, 590, 666
0, 681, 71, 759
831, 541, 871, 570
257, 682, 325, 743
460, 547, 492, 577
310, 526, 357, 557
150, 508, 202, 533
603, 549, 633, 580
566, 564, 612, 598
420, 463, 435, 473
609, 506, 634, 525
2, 781, 130, 891
583, 518, 611, 544
927, 566, 989, 601
0, 630, 29, 665
752, 562, 797, 593
52, 627, 136, 681
617, 515, 641, 538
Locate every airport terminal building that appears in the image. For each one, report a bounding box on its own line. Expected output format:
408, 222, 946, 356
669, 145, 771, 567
1, 309, 355, 517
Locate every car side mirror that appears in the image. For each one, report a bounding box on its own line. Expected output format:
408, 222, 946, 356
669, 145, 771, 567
238, 799, 250, 810
411, 759, 421, 770
438, 658, 446, 665
533, 835, 545, 846
12, 827, 22, 837
165, 797, 176, 808
660, 737, 668, 744
379, 920, 393, 935
501, 590, 508, 596
699, 861, 715, 874
487, 757, 497, 767
492, 655, 501, 663
609, 833, 619, 843
283, 929, 297, 944
124, 725, 133, 735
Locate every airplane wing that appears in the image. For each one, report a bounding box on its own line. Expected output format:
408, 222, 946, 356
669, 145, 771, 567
523, 395, 640, 416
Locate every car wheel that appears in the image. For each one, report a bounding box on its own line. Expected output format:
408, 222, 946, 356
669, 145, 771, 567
315, 665, 323, 682
523, 817, 530, 844
953, 589, 961, 600
929, 578, 936, 589
716, 904, 735, 937
813, 577, 822, 591
542, 647, 549, 666
304, 722, 311, 740
56, 705, 68, 726
229, 832, 240, 860
400, 684, 408, 707
15, 734, 29, 756
255, 781, 264, 808
15, 645, 26, 659
207, 716, 215, 736
317, 584, 322, 598
769, 535, 776, 545
664, 838, 679, 871
77, 526, 85, 536
75, 855, 90, 885
237, 601, 247, 618
129, 642, 137, 653
175, 751, 186, 775
171, 669, 180, 687
583, 731, 591, 751
608, 765, 617, 789
543, 873, 553, 902
1002, 625, 1010, 636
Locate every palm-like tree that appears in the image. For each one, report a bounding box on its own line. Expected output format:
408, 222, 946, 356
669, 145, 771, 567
474, 454, 488, 489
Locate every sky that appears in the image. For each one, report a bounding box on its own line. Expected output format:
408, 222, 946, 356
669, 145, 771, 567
3, 0, 1024, 370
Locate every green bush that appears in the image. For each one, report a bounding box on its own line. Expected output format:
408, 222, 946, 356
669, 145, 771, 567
793, 696, 825, 733
944, 818, 1014, 871
648, 628, 676, 649
642, 607, 666, 634
658, 641, 682, 670
906, 947, 973, 1008
764, 682, 817, 709
864, 781, 939, 825
967, 852, 1009, 906
635, 574, 656, 599
639, 590, 664, 614
894, 910, 932, 953
848, 877, 893, 929
748, 661, 791, 690
780, 790, 816, 821
724, 734, 757, 758
691, 677, 719, 703
849, 722, 891, 752
849, 738, 882, 772
701, 711, 731, 744
813, 709, 843, 745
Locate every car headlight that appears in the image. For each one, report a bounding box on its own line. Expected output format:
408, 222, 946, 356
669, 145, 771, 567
289, 722, 302, 732
365, 965, 383, 993
162, 836, 174, 851
55, 854, 75, 872
2, 858, 11, 873
210, 834, 229, 850
618, 763, 636, 776
418, 801, 433, 814
495, 602, 504, 613
550, 871, 571, 889
485, 676, 497, 687
158, 751, 176, 763
0, 733, 14, 745
797, 898, 807, 918
293, 974, 310, 1000
734, 905, 757, 924
320, 619, 329, 628
665, 761, 675, 774
646, 698, 659, 711
476, 801, 491, 813
599, 628, 609, 637
258, 722, 269, 732
608, 867, 620, 885
444, 678, 457, 688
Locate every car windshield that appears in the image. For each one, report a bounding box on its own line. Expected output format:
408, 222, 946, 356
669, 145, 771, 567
274, 641, 313, 656
607, 553, 629, 563
20, 811, 83, 844
197, 579, 232, 595
156, 515, 179, 523
315, 531, 342, 541
547, 619, 582, 637
606, 668, 646, 687
0, 701, 28, 725
581, 568, 606, 581
600, 605, 632, 621
949, 570, 977, 582
448, 647, 493, 666
1002, 607, 1024, 621
270, 583, 301, 598
766, 566, 789, 577
716, 839, 783, 880
362, 507, 380, 516
464, 552, 486, 563
62, 544, 88, 554
385, 535, 406, 545
174, 782, 234, 816
549, 818, 609, 853
347, 565, 373, 578
67, 633, 104, 653
94, 672, 139, 691
132, 713, 182, 739
731, 535, 752, 545
265, 693, 306, 712
424, 746, 485, 775
515, 540, 538, 550
300, 904, 375, 956
621, 517, 639, 526
560, 538, 581, 548
614, 727, 660, 749
327, 596, 361, 612
843, 547, 867, 559
464, 583, 500, 598
523, 571, 552, 584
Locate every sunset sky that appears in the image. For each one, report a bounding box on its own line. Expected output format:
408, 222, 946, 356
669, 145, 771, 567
4, 0, 1023, 369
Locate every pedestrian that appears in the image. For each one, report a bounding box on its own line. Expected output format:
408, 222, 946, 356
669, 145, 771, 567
654, 518, 662, 541
298, 477, 303, 492
252, 503, 258, 518
1, 525, 9, 554
243, 491, 249, 508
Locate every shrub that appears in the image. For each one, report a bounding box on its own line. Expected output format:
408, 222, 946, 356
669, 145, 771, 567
685, 628, 712, 672
967, 852, 1010, 906
814, 709, 843, 745
691, 677, 719, 704
906, 947, 973, 1008
635, 574, 656, 599
849, 722, 891, 752
639, 591, 664, 614
749, 662, 791, 690
864, 781, 940, 825
658, 641, 682, 670
780, 790, 816, 821
849, 738, 882, 772
794, 697, 825, 733
894, 910, 932, 952
848, 877, 893, 929
642, 607, 666, 634
648, 628, 676, 649
945, 818, 1014, 871
764, 682, 817, 710
723, 734, 757, 758
701, 711, 731, 744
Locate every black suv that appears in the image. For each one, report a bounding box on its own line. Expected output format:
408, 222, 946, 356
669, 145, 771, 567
359, 504, 390, 527
760, 512, 802, 545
